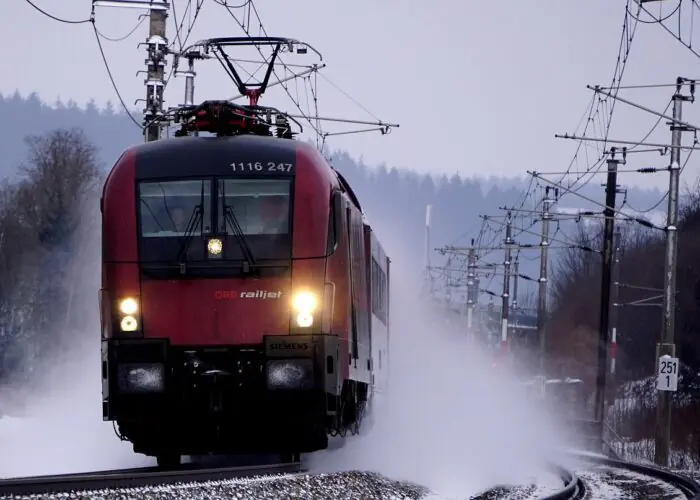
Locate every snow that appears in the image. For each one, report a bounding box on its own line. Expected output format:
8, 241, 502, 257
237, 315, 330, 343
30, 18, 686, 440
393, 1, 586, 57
0, 471, 427, 500
0, 308, 152, 476
577, 463, 687, 499
559, 448, 608, 459
306, 271, 568, 499
578, 469, 628, 499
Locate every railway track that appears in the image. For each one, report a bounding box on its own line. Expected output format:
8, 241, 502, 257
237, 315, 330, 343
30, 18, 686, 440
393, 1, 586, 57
470, 451, 700, 500
538, 464, 586, 500
0, 461, 305, 496
571, 452, 700, 499
2, 451, 699, 499
531, 452, 700, 500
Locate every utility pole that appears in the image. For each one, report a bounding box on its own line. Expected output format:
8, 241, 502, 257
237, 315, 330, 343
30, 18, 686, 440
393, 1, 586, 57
422, 204, 433, 298
537, 186, 556, 376
466, 242, 478, 343
603, 227, 622, 423
610, 228, 621, 379
655, 77, 695, 466
144, 3, 169, 142
594, 146, 625, 448
512, 257, 520, 312
501, 211, 514, 354
92, 0, 170, 143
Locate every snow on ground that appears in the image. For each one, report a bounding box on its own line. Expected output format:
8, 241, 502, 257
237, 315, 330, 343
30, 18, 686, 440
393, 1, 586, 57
0, 471, 427, 500
576, 463, 686, 499
576, 469, 628, 499
459, 469, 567, 500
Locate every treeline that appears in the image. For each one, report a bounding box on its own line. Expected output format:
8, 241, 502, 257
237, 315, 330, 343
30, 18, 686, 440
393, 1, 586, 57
547, 189, 700, 466
0, 128, 101, 385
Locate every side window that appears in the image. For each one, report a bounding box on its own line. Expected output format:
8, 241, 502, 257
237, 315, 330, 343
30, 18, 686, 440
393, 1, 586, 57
327, 191, 339, 254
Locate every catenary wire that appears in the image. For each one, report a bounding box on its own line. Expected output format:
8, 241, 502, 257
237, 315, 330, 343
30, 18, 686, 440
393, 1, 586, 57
23, 0, 92, 24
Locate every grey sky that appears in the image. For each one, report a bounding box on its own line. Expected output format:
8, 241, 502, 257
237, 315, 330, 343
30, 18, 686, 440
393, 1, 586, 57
3, 1, 700, 190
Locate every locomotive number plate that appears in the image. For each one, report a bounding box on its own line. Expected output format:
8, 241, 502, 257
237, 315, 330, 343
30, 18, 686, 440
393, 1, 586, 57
230, 161, 295, 173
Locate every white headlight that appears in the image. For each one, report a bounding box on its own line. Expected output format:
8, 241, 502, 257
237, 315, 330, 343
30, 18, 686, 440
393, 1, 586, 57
120, 315, 138, 332
296, 312, 314, 328
266, 359, 313, 390
292, 291, 317, 312
207, 238, 223, 255
117, 363, 164, 394
119, 297, 138, 315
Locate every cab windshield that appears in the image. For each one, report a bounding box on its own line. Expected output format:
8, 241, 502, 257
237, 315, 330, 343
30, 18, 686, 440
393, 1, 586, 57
137, 177, 292, 275
218, 179, 290, 235
139, 179, 211, 237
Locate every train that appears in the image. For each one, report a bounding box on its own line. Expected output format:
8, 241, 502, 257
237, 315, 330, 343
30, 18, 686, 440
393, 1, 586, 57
98, 99, 391, 467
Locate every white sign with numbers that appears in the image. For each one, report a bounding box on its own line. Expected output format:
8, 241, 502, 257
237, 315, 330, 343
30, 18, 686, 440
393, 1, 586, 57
657, 355, 679, 392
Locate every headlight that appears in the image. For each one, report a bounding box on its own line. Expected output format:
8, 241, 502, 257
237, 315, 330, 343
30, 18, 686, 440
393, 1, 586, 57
119, 297, 138, 315
117, 296, 140, 333
117, 363, 164, 394
120, 315, 138, 332
266, 359, 313, 390
207, 238, 223, 257
292, 292, 317, 312
296, 312, 313, 328
291, 292, 317, 328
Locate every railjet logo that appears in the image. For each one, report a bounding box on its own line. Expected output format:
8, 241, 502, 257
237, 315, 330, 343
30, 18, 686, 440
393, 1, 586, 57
214, 290, 282, 300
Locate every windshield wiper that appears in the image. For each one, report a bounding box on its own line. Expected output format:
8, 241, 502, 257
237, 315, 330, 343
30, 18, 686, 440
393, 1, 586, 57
223, 205, 257, 273
176, 205, 203, 274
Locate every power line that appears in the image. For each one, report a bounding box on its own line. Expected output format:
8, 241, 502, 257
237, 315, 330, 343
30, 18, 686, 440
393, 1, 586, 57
215, 1, 324, 140
633, 0, 700, 59
164, 0, 206, 92
91, 21, 141, 128
95, 16, 146, 42
23, 0, 92, 24
555, 0, 642, 200
21, 0, 142, 127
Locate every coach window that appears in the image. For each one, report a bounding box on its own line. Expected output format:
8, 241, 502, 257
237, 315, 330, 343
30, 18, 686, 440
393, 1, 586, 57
139, 180, 212, 237
217, 179, 291, 236
371, 257, 387, 324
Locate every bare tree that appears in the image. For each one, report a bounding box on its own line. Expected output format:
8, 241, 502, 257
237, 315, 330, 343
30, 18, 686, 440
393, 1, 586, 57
15, 128, 100, 247
0, 128, 101, 384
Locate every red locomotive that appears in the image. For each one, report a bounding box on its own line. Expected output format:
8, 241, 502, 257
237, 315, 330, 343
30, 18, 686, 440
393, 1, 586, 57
99, 37, 391, 467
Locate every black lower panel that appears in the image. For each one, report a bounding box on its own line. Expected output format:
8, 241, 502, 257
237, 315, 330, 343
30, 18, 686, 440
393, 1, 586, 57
118, 392, 328, 455
104, 338, 333, 456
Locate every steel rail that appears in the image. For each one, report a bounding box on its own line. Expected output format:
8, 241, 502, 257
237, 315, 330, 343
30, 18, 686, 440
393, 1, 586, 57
527, 449, 700, 500
0, 461, 305, 496
566, 451, 700, 499
537, 463, 585, 500
469, 464, 583, 500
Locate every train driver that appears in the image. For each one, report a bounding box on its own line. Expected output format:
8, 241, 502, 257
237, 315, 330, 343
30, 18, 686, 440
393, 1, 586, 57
170, 205, 188, 233
260, 195, 289, 234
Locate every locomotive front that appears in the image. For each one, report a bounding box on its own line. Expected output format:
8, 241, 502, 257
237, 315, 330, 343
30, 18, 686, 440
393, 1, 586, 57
100, 134, 345, 465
